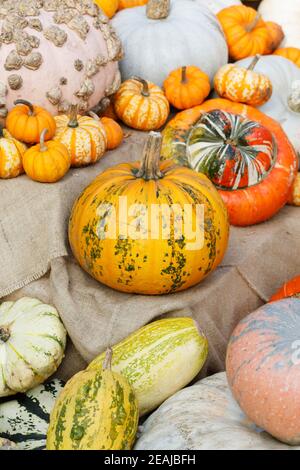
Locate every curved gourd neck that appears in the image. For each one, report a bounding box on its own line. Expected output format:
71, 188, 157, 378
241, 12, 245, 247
14, 99, 35, 116
136, 132, 163, 181
147, 0, 170, 20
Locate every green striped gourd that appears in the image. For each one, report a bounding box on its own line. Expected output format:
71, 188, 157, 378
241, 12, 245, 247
47, 349, 138, 450
0, 297, 66, 397
0, 379, 64, 450
88, 317, 208, 416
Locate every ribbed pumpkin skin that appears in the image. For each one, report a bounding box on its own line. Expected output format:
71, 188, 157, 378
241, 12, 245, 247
226, 298, 300, 445
270, 275, 300, 302
88, 318, 208, 416
54, 115, 107, 167
217, 6, 270, 60
162, 98, 298, 226
214, 62, 273, 107
0, 130, 26, 179
274, 47, 300, 68
69, 159, 229, 295
114, 78, 170, 131
6, 103, 56, 144
47, 368, 138, 450
265, 22, 284, 54
101, 117, 123, 150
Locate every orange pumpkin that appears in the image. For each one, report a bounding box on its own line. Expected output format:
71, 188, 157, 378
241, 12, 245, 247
6, 100, 56, 144
288, 172, 300, 207
162, 98, 298, 226
69, 132, 229, 295
270, 275, 300, 302
217, 6, 270, 61
94, 0, 119, 18
0, 128, 26, 179
163, 66, 211, 110
265, 21, 284, 54
23, 129, 71, 183
88, 111, 123, 150
102, 101, 119, 121
214, 55, 273, 107
274, 47, 300, 68
118, 0, 147, 10
114, 77, 170, 131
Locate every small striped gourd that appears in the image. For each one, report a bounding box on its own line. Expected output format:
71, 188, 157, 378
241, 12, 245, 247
47, 349, 138, 450
88, 317, 208, 416
0, 297, 66, 397
0, 380, 65, 450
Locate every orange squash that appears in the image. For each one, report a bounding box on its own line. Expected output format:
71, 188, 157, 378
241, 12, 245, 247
114, 77, 169, 131
162, 98, 298, 226
265, 21, 284, 54
0, 128, 26, 179
214, 55, 273, 107
217, 5, 270, 61
6, 100, 56, 144
94, 0, 119, 18
69, 132, 229, 295
270, 275, 300, 302
118, 0, 148, 10
163, 66, 211, 110
88, 111, 123, 150
23, 129, 71, 183
274, 47, 300, 68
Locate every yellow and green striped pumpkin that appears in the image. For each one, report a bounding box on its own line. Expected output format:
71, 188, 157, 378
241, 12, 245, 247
47, 350, 138, 450
88, 317, 208, 416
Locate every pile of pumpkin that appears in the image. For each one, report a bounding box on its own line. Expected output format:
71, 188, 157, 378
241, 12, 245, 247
1, 276, 300, 450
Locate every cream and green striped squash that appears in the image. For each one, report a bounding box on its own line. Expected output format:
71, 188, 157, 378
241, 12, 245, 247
88, 317, 208, 416
0, 297, 66, 397
47, 350, 139, 450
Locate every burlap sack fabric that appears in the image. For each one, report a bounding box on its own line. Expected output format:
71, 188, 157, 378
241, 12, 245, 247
1, 130, 300, 382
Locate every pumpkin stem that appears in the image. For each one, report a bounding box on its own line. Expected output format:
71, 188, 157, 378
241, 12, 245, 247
181, 66, 188, 84
245, 12, 261, 33
68, 104, 79, 128
39, 129, 48, 152
91, 97, 111, 117
14, 99, 35, 116
0, 126, 4, 138
147, 0, 170, 20
247, 55, 261, 71
87, 111, 100, 121
132, 76, 150, 97
0, 326, 10, 343
136, 132, 163, 181
103, 347, 113, 370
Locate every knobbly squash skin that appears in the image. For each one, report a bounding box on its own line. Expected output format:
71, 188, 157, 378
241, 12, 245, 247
46, 365, 138, 450
162, 98, 298, 226
270, 275, 300, 302
226, 298, 300, 445
88, 317, 208, 416
69, 133, 229, 295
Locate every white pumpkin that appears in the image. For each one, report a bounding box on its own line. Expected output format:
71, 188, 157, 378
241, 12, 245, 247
0, 297, 66, 397
112, 0, 228, 87
190, 0, 241, 14
0, 0, 122, 117
0, 379, 64, 450
259, 0, 300, 49
229, 55, 300, 156
135, 372, 300, 450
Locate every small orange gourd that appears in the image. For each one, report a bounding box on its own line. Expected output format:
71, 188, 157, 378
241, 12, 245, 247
114, 77, 169, 131
23, 129, 71, 183
274, 47, 300, 68
217, 6, 271, 61
88, 111, 123, 150
265, 22, 284, 54
0, 128, 26, 179
163, 66, 211, 110
6, 100, 56, 144
214, 55, 273, 107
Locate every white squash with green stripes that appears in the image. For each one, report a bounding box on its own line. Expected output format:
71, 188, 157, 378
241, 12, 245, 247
88, 317, 208, 416
0, 297, 66, 397
0, 379, 64, 450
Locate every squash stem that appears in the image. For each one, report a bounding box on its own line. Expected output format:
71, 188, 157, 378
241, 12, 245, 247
136, 132, 163, 181
147, 0, 170, 20
247, 55, 261, 71
103, 347, 113, 370
245, 12, 261, 32
87, 111, 100, 121
0, 126, 3, 138
132, 76, 150, 97
0, 326, 10, 343
68, 104, 79, 128
181, 66, 188, 84
39, 129, 48, 152
14, 99, 35, 116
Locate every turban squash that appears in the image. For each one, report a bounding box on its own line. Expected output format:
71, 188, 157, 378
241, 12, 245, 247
162, 98, 298, 226
69, 132, 229, 295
